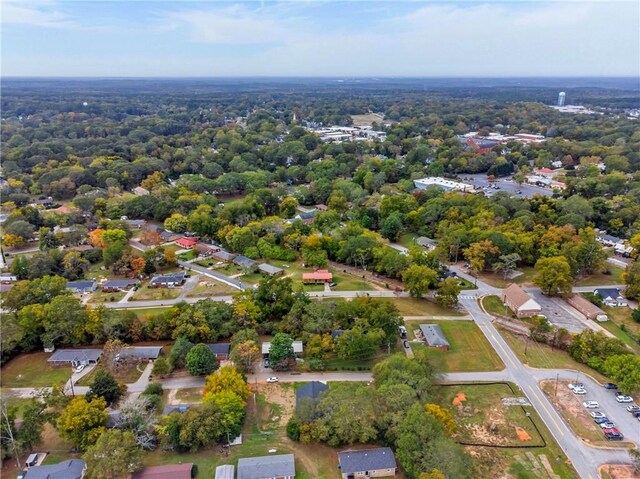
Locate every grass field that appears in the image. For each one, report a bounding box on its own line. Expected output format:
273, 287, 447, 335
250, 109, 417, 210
388, 297, 466, 316
175, 387, 204, 403
482, 295, 516, 318
130, 284, 182, 301
599, 320, 640, 355
404, 320, 504, 372
497, 327, 610, 383
76, 363, 144, 386
89, 290, 127, 303
1, 352, 71, 388
186, 278, 237, 297
603, 306, 640, 337
398, 233, 419, 248
478, 266, 537, 289
573, 266, 624, 287
123, 307, 173, 318
434, 383, 579, 479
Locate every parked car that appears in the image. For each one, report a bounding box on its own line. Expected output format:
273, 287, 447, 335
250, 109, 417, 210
599, 422, 615, 429
583, 401, 599, 408
573, 388, 587, 395
568, 383, 584, 391
329, 282, 336, 287
590, 411, 606, 419
603, 427, 624, 440
615, 395, 634, 403
266, 377, 279, 383
74, 364, 85, 373
626, 405, 640, 413
631, 411, 640, 418
263, 359, 270, 368
594, 416, 610, 424
603, 383, 618, 390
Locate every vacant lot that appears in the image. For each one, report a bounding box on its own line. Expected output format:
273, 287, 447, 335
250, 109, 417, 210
434, 383, 578, 479
497, 327, 610, 383
389, 297, 466, 317
76, 362, 144, 386
574, 266, 624, 287
351, 113, 385, 126
1, 352, 71, 388
404, 320, 504, 372
130, 284, 182, 301
89, 290, 127, 303
186, 278, 237, 297
603, 306, 640, 338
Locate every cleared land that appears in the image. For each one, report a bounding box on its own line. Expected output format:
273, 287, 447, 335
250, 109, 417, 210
1, 352, 71, 388
89, 290, 127, 303
404, 320, 504, 372
497, 327, 610, 383
388, 297, 466, 316
185, 277, 237, 297
350, 113, 386, 126
434, 383, 578, 479
130, 284, 182, 301
573, 266, 624, 287
76, 363, 144, 386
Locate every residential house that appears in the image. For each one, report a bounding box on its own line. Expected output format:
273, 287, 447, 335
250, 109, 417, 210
337, 447, 397, 479
597, 233, 624, 248
132, 463, 194, 479
315, 204, 328, 212
501, 283, 542, 318
237, 454, 295, 479
295, 381, 328, 413
48, 349, 102, 367
262, 341, 304, 358
594, 288, 627, 307
302, 269, 332, 284
418, 324, 450, 351
125, 219, 147, 229
233, 255, 257, 270
566, 295, 608, 322
195, 242, 218, 257
66, 280, 97, 293
258, 263, 284, 276
117, 346, 163, 362
30, 197, 53, 208
21, 459, 86, 479
149, 272, 187, 288
213, 250, 237, 263
175, 237, 198, 249
102, 279, 138, 292
207, 343, 231, 360
133, 186, 150, 196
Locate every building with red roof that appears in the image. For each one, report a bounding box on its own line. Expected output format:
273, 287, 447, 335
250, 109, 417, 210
302, 269, 333, 284
175, 237, 198, 248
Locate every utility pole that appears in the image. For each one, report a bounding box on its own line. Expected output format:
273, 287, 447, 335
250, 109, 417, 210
554, 373, 559, 399
387, 341, 391, 355
524, 336, 529, 356
2, 405, 22, 470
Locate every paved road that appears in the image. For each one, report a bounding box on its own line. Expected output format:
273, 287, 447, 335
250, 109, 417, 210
178, 260, 249, 290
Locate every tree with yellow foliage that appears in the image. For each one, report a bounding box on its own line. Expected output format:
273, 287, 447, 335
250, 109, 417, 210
424, 403, 457, 435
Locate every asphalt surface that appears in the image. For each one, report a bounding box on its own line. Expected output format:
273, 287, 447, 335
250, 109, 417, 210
464, 173, 554, 198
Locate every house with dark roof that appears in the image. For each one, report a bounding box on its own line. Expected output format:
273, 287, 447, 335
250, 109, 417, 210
338, 447, 397, 479
597, 233, 624, 247
213, 250, 237, 262
295, 381, 328, 413
21, 459, 86, 479
125, 219, 147, 229
416, 236, 437, 250
65, 280, 97, 293
207, 343, 231, 360
149, 272, 187, 288
162, 404, 194, 415
419, 324, 450, 351
195, 242, 218, 257
258, 263, 284, 276
593, 288, 627, 307
132, 463, 194, 479
501, 283, 542, 318
233, 255, 257, 270
237, 454, 295, 479
117, 346, 163, 361
48, 349, 102, 367
102, 279, 138, 292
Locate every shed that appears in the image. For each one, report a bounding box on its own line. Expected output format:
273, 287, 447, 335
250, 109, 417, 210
338, 447, 397, 479
501, 283, 542, 318
262, 341, 304, 357
215, 465, 235, 479
237, 454, 295, 479
419, 324, 450, 351
258, 263, 284, 276
566, 295, 608, 322
207, 343, 231, 360
48, 349, 102, 367
132, 463, 194, 479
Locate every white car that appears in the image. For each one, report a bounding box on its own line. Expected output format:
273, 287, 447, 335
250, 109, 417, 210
573, 388, 587, 395
266, 377, 279, 383
583, 401, 599, 409
568, 383, 584, 391
616, 395, 633, 403
599, 422, 615, 429
590, 411, 606, 419
74, 364, 85, 373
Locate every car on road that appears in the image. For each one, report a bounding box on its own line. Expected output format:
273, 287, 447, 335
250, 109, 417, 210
599, 422, 615, 429
603, 383, 618, 390
573, 388, 587, 395
583, 401, 599, 408
590, 411, 606, 419
74, 364, 85, 373
594, 416, 610, 424
615, 395, 634, 403
568, 383, 584, 391
263, 359, 270, 368
266, 377, 279, 383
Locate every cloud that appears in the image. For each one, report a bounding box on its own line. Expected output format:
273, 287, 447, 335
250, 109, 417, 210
1, 1, 72, 28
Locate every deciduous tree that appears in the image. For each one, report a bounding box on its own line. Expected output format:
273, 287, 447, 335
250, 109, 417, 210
402, 264, 438, 298
533, 256, 573, 296
56, 396, 108, 450
185, 343, 219, 376
83, 429, 143, 479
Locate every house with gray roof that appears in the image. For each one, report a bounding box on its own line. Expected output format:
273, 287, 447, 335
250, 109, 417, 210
593, 288, 627, 307
295, 381, 328, 413
237, 454, 295, 479
338, 447, 397, 479
213, 250, 237, 262
215, 465, 235, 479
21, 459, 86, 479
48, 349, 102, 367
149, 272, 187, 288
117, 346, 163, 361
102, 279, 138, 292
258, 263, 284, 276
233, 255, 257, 270
416, 236, 437, 250
207, 343, 231, 360
65, 280, 97, 293
419, 324, 450, 350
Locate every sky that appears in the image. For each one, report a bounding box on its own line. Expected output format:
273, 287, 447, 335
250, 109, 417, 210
1, 0, 639, 77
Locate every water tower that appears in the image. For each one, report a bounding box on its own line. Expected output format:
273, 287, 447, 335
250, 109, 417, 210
558, 92, 566, 107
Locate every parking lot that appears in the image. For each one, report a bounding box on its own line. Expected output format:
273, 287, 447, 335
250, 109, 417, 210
526, 290, 589, 334
464, 174, 554, 198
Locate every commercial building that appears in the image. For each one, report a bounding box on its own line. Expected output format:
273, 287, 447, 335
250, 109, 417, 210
413, 177, 473, 193
501, 284, 543, 318
566, 295, 608, 322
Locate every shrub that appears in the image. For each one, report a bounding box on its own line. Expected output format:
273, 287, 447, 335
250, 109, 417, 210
143, 382, 163, 396
151, 357, 172, 377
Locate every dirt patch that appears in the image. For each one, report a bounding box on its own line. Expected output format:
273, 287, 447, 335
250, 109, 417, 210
453, 391, 467, 406
257, 383, 295, 426
516, 427, 532, 441
599, 464, 639, 479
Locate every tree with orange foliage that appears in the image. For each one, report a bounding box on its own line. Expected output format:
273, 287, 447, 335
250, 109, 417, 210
130, 257, 146, 277
88, 228, 105, 248
139, 230, 162, 247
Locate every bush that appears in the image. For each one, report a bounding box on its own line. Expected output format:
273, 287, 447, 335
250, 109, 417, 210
286, 416, 301, 441
143, 382, 163, 396
86, 370, 124, 405
151, 357, 172, 377
632, 308, 640, 324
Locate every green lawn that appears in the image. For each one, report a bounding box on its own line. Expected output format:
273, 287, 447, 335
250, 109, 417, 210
497, 327, 610, 383
89, 290, 127, 303
478, 266, 536, 289
1, 352, 71, 388
177, 250, 198, 261
573, 265, 624, 287
603, 306, 640, 337
76, 363, 144, 386
130, 284, 182, 301
186, 278, 237, 297
123, 307, 174, 318
175, 387, 204, 403
398, 233, 418, 249
599, 320, 640, 355
387, 298, 466, 317
404, 320, 504, 372
482, 295, 516, 319
434, 383, 579, 479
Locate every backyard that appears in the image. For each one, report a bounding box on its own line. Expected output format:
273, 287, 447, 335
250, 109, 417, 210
1, 352, 72, 388
404, 320, 504, 372
130, 284, 182, 302
76, 362, 145, 386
